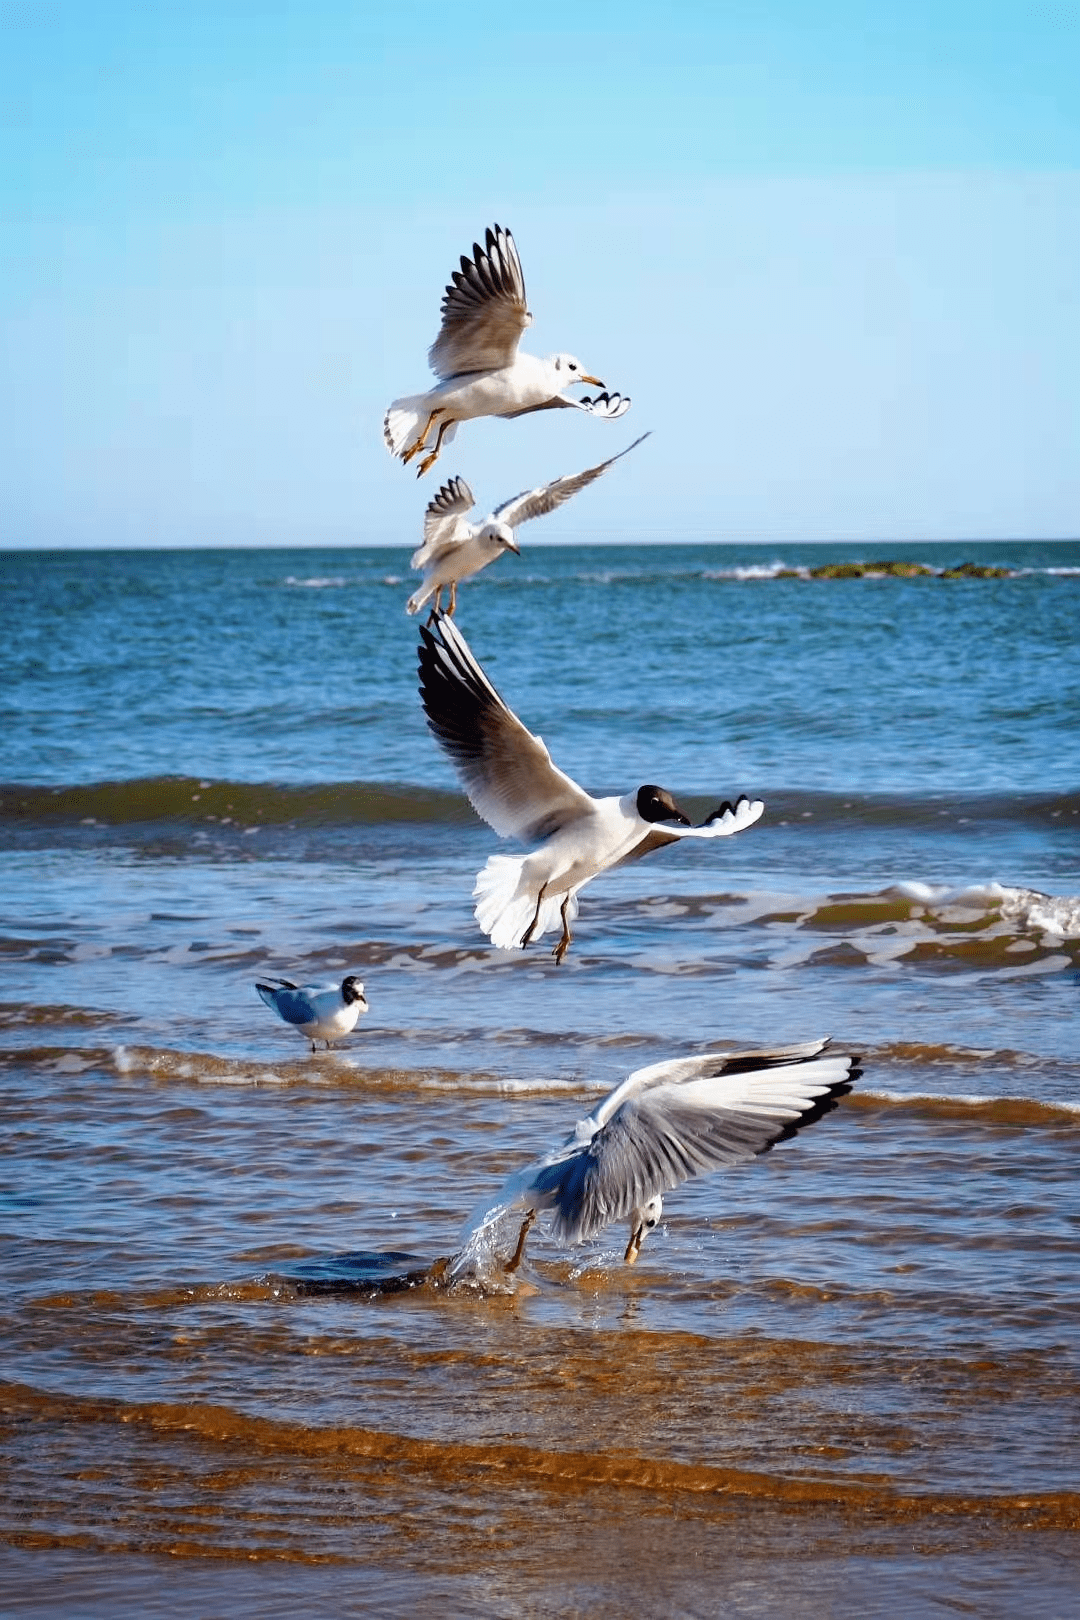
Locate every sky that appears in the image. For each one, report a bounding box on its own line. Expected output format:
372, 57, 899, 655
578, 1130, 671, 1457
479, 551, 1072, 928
1, 0, 1077, 547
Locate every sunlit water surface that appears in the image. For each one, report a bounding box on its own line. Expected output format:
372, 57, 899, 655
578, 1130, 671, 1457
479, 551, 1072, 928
2, 542, 1079, 1616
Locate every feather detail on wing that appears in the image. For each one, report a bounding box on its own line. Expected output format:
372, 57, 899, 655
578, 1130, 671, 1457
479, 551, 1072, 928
492, 434, 650, 531
256, 984, 314, 1025
502, 389, 632, 421
411, 476, 475, 568
428, 225, 531, 380
534, 1046, 858, 1244
617, 795, 765, 865
417, 612, 594, 840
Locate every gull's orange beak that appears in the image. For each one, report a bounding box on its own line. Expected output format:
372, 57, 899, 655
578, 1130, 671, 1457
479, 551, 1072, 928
579, 374, 604, 387
624, 1225, 643, 1265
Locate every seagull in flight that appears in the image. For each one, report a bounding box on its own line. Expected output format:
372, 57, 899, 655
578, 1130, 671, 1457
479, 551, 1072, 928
384, 224, 631, 478
255, 976, 368, 1051
451, 1040, 859, 1278
406, 435, 649, 618
417, 614, 764, 962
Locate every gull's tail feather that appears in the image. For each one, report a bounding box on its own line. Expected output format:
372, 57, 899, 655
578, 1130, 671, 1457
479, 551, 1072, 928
384, 394, 429, 459
473, 858, 577, 950
255, 984, 279, 1010
474, 855, 533, 948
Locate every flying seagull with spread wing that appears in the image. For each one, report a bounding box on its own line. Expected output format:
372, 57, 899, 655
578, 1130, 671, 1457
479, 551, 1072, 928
417, 613, 764, 962
450, 1040, 859, 1279
384, 224, 631, 478
406, 434, 649, 617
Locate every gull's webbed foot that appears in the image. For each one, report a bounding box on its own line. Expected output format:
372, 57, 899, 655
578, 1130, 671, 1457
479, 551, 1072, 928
552, 897, 574, 965
505, 1210, 536, 1274
403, 410, 441, 466
521, 883, 548, 948
416, 416, 453, 478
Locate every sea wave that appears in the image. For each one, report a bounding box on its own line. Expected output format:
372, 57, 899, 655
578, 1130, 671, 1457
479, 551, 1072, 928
3, 778, 1077, 830
5, 1038, 1080, 1111
281, 573, 404, 589
853, 1090, 1080, 1126
0, 777, 473, 827
1, 1376, 1076, 1528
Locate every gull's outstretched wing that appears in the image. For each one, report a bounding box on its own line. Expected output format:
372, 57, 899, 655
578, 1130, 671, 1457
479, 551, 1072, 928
412, 476, 475, 569
418, 612, 594, 841
616, 795, 765, 866
503, 389, 632, 421
429, 225, 531, 381
492, 434, 650, 532
533, 1046, 858, 1245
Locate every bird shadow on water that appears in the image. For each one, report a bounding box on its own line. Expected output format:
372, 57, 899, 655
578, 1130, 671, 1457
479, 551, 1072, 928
273, 1250, 453, 1299
265, 1231, 535, 1301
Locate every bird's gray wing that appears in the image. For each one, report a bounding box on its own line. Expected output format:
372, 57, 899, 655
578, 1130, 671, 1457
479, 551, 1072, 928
614, 795, 765, 866
502, 389, 632, 421
534, 1048, 857, 1244
417, 612, 594, 840
492, 434, 650, 531
428, 224, 531, 380
412, 477, 475, 568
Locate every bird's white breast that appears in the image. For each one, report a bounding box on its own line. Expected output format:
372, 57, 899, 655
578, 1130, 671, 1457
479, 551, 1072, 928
433, 354, 555, 419
535, 794, 643, 890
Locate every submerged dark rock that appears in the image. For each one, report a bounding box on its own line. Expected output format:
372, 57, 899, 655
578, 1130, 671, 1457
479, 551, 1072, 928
940, 562, 1014, 579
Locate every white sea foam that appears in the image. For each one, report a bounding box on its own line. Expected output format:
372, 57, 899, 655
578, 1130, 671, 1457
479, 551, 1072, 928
418, 1074, 607, 1097
703, 560, 799, 581
893, 880, 1080, 938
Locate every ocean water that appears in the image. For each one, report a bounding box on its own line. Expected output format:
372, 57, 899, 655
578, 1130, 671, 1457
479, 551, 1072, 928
2, 540, 1079, 1616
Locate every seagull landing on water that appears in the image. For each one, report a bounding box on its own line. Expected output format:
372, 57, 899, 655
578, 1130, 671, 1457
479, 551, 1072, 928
451, 1040, 860, 1280
384, 224, 631, 478
417, 613, 764, 963
406, 435, 649, 618
255, 976, 368, 1052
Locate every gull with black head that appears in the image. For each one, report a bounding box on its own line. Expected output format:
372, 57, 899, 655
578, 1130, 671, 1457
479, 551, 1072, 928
406, 434, 649, 618
451, 1040, 859, 1280
417, 613, 764, 962
384, 224, 631, 478
255, 976, 369, 1052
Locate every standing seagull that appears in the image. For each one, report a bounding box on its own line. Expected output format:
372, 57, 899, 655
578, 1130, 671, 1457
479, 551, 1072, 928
384, 224, 631, 478
406, 434, 650, 618
255, 976, 369, 1052
451, 1040, 859, 1278
417, 614, 764, 962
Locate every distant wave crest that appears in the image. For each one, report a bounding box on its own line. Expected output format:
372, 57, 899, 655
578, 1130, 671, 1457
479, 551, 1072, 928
3, 779, 1077, 831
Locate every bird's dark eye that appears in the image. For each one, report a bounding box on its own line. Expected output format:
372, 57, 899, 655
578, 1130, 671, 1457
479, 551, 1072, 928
646, 1217, 657, 1229
569, 362, 577, 370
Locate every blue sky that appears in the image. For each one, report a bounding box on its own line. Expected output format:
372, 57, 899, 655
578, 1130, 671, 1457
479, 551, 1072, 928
1, 1, 1077, 546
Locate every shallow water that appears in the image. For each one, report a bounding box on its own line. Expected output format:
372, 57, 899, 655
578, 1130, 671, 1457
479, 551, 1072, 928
2, 541, 1079, 1614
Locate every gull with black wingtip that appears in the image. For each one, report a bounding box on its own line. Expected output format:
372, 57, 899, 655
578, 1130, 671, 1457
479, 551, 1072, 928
417, 613, 764, 962
451, 1040, 860, 1279
406, 434, 649, 618
384, 223, 631, 478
